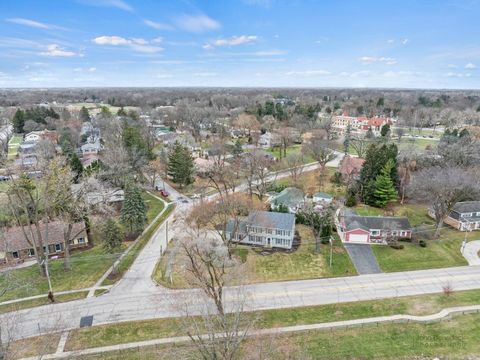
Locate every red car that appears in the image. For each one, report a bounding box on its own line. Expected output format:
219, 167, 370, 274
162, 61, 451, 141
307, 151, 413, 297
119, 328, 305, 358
160, 189, 169, 197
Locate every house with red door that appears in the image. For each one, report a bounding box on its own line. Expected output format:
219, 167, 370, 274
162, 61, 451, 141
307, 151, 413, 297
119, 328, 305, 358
336, 209, 412, 244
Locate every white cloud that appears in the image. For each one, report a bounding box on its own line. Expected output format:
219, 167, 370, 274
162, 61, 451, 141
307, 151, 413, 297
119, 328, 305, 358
387, 39, 395, 44
254, 50, 286, 56
143, 19, 173, 30
202, 43, 214, 50
194, 72, 218, 77
88, 67, 96, 72
448, 64, 458, 68
39, 44, 75, 57
285, 70, 330, 76
359, 56, 397, 65
446, 72, 464, 77
156, 73, 173, 79
78, 0, 133, 11
213, 35, 257, 47
465, 62, 477, 69
401, 38, 409, 45
92, 36, 163, 53
151, 37, 163, 44
175, 14, 220, 32
6, 18, 51, 29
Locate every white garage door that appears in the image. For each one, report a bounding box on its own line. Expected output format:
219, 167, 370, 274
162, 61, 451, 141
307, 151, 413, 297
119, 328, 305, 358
348, 234, 369, 243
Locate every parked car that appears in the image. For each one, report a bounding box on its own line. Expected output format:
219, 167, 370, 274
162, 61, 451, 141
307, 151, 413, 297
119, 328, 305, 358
0, 176, 8, 181
160, 189, 169, 197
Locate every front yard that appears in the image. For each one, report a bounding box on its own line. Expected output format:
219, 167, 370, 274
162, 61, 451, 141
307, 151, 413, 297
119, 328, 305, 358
153, 224, 356, 289
354, 203, 468, 272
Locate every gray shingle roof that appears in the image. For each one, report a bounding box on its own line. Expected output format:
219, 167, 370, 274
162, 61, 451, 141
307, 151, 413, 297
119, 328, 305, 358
452, 201, 480, 214
226, 210, 295, 233
345, 215, 411, 231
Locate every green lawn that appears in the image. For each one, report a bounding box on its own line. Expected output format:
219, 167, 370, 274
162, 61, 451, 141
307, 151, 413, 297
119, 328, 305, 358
62, 289, 480, 358
143, 192, 165, 223
0, 246, 120, 302
0, 291, 88, 314
102, 203, 174, 286
8, 134, 23, 145
354, 203, 468, 272
154, 224, 356, 288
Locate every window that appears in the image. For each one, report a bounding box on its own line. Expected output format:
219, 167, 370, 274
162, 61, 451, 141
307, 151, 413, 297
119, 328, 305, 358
463, 213, 472, 218
55, 243, 63, 252
267, 228, 272, 234
400, 231, 407, 237
371, 230, 380, 236
28, 248, 35, 257
78, 237, 85, 244
476, 212, 480, 216
12, 251, 19, 259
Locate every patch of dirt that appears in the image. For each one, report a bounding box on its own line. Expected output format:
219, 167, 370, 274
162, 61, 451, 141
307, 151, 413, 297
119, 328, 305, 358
407, 300, 437, 315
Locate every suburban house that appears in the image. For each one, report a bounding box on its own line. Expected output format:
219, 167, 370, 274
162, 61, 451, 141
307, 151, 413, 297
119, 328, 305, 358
336, 209, 412, 244
339, 155, 365, 183
225, 210, 296, 249
313, 192, 333, 204
269, 187, 305, 213
258, 132, 272, 148
437, 201, 480, 231
80, 136, 102, 155
0, 221, 88, 263
24, 130, 58, 143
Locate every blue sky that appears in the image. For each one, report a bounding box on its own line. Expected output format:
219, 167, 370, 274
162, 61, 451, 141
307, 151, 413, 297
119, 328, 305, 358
0, 0, 479, 88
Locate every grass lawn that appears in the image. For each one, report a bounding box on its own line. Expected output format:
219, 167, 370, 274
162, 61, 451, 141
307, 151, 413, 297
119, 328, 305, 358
354, 203, 468, 272
143, 192, 165, 223
0, 245, 121, 302
0, 291, 88, 314
70, 313, 480, 360
275, 167, 346, 198
102, 203, 174, 286
7, 134, 22, 160
0, 180, 10, 193
8, 134, 23, 145
265, 145, 315, 168
153, 224, 356, 289
62, 289, 480, 358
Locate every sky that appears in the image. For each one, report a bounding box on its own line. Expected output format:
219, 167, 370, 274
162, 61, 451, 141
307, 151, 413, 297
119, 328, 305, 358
0, 0, 479, 89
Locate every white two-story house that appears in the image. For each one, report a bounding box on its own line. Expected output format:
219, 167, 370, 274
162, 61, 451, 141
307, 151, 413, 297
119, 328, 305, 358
225, 210, 296, 249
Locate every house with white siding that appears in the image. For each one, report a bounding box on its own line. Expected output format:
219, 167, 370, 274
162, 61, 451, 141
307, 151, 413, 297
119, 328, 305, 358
225, 210, 295, 249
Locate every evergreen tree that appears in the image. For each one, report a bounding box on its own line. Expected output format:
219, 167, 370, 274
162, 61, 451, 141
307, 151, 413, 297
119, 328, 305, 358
12, 109, 25, 133
103, 219, 124, 253
167, 141, 195, 188
122, 120, 154, 160
459, 128, 470, 138
343, 124, 351, 154
359, 143, 398, 205
373, 159, 398, 207
79, 106, 91, 122
121, 184, 148, 233
117, 107, 127, 116
232, 139, 243, 156
380, 123, 391, 137
70, 153, 83, 183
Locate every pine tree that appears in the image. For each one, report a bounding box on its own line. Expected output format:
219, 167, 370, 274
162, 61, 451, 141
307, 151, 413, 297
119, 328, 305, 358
343, 124, 351, 154
79, 106, 91, 122
167, 141, 195, 188
12, 109, 25, 133
381, 124, 391, 137
70, 153, 83, 183
121, 184, 148, 233
373, 159, 398, 207
103, 219, 124, 253
232, 139, 243, 156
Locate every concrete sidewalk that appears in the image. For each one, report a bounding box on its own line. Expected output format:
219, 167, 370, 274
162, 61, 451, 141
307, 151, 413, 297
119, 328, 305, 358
19, 304, 480, 360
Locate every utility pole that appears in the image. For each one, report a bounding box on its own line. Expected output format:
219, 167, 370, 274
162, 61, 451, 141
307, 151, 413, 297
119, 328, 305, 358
329, 236, 333, 268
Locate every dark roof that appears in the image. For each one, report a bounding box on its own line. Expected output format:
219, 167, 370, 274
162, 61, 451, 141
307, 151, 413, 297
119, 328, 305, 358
0, 221, 86, 252
452, 201, 480, 214
226, 210, 295, 233
345, 214, 411, 231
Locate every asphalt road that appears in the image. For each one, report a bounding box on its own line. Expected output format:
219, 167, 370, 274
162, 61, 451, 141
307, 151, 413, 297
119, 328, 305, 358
5, 155, 480, 343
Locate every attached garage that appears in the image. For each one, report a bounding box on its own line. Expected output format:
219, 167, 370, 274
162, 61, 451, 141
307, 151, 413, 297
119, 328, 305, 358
345, 229, 370, 244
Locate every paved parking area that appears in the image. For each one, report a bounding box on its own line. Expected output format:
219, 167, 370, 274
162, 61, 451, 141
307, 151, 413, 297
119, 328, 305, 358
344, 243, 382, 274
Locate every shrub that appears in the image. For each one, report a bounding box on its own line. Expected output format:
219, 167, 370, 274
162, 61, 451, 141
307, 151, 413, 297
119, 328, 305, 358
390, 244, 404, 250
419, 239, 427, 247
345, 194, 357, 207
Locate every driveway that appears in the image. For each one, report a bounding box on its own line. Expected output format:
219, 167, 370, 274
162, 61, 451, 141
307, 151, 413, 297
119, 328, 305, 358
462, 240, 480, 266
344, 243, 381, 274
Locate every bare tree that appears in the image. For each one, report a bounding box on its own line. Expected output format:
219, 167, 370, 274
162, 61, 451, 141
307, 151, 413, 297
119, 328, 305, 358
408, 166, 480, 237
285, 152, 304, 186
349, 135, 369, 158
397, 150, 417, 204
176, 231, 252, 360
302, 137, 336, 186
241, 151, 274, 200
